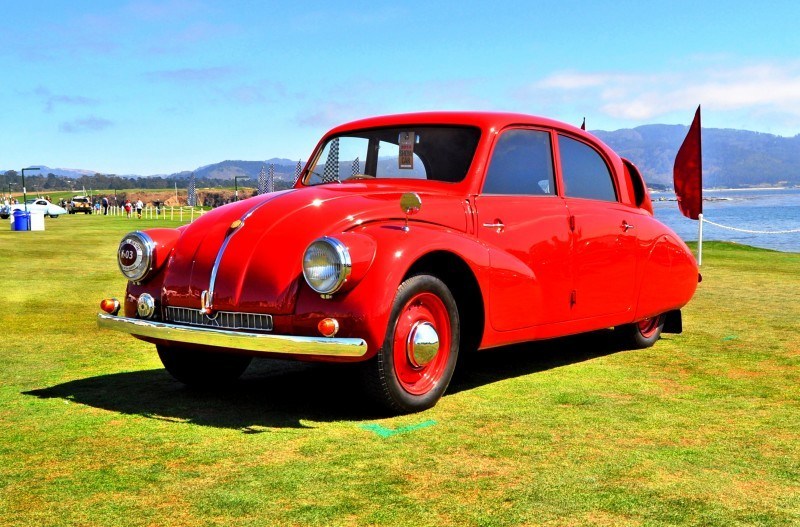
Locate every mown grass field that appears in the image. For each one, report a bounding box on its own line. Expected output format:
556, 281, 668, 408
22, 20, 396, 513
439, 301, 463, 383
1, 213, 798, 526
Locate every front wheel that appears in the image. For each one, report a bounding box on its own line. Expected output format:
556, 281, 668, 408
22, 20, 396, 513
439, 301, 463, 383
157, 345, 252, 387
363, 274, 460, 414
616, 315, 665, 349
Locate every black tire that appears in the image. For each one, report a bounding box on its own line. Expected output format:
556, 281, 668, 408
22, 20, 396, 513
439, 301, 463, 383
362, 274, 460, 414
157, 345, 252, 387
616, 315, 665, 349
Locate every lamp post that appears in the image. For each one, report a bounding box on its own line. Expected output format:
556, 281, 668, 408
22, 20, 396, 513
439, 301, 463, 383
21, 167, 40, 214
234, 176, 248, 202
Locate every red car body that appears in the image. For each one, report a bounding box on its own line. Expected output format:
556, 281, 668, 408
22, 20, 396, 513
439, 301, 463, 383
99, 112, 698, 413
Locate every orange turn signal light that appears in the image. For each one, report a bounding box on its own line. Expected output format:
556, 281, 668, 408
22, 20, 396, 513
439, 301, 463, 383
100, 298, 121, 315
317, 318, 340, 338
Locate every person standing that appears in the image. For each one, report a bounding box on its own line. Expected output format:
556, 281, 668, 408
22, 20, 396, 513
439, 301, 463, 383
102, 196, 109, 215
135, 198, 143, 219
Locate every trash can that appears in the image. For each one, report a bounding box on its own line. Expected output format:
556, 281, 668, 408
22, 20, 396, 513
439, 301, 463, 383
11, 210, 30, 231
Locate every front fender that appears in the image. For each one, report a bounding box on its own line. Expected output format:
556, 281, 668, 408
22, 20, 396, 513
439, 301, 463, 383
293, 221, 491, 360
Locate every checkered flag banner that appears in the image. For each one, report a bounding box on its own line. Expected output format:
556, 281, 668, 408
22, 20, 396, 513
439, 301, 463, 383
321, 138, 339, 183
351, 157, 360, 178
257, 165, 267, 194
294, 160, 302, 185
187, 172, 197, 206
268, 163, 275, 193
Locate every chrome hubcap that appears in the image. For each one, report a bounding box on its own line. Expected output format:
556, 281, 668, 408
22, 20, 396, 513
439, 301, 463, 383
407, 322, 440, 368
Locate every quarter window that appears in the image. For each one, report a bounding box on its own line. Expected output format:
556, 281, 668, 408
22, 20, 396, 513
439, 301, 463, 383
558, 135, 616, 201
483, 129, 555, 195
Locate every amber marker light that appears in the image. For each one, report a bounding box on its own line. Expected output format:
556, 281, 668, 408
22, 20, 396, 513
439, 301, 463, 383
100, 298, 121, 316
318, 318, 340, 338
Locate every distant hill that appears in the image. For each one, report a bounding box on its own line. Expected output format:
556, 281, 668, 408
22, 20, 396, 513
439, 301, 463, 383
5, 126, 800, 189
182, 158, 300, 182
593, 125, 800, 188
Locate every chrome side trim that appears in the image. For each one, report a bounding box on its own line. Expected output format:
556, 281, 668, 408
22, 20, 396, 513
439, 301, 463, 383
206, 199, 274, 311
97, 313, 368, 358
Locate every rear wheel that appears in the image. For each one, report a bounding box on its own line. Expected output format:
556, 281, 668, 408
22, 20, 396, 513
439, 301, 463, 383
363, 274, 459, 414
616, 315, 665, 349
157, 345, 252, 387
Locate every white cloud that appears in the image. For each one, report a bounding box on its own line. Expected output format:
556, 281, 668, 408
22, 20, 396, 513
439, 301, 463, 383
519, 61, 800, 134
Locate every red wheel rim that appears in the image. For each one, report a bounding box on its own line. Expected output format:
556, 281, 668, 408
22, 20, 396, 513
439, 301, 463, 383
637, 316, 662, 338
392, 292, 451, 396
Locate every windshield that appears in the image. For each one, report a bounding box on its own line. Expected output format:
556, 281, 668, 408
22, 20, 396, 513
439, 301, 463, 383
304, 126, 480, 185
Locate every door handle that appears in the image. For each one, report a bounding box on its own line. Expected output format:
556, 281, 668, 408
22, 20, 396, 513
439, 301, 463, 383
621, 221, 635, 231
482, 220, 505, 232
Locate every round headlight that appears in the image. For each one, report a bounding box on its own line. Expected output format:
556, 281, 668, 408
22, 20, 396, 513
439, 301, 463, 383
302, 237, 351, 295
118, 231, 155, 282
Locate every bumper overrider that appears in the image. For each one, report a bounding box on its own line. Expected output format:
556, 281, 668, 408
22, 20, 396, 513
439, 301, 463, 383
97, 313, 368, 358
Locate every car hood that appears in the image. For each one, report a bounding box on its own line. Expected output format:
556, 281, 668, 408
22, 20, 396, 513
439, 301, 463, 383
162, 183, 468, 314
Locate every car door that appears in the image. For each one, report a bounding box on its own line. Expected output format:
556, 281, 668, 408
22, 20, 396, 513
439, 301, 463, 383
475, 128, 572, 331
556, 134, 638, 320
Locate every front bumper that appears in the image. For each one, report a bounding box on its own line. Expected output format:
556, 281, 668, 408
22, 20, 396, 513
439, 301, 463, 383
97, 313, 368, 358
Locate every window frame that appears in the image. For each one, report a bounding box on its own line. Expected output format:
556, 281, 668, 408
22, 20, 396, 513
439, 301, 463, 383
554, 133, 620, 203
480, 126, 559, 197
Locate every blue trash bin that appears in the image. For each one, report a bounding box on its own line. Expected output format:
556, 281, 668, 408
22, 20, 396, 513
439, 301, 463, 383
11, 210, 30, 231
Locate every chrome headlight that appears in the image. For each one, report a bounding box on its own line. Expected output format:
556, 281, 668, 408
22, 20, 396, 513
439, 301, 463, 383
118, 231, 155, 282
302, 237, 351, 295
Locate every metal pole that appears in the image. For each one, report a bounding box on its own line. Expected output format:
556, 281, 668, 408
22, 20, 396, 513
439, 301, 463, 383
21, 171, 27, 214
21, 167, 40, 230
697, 213, 704, 266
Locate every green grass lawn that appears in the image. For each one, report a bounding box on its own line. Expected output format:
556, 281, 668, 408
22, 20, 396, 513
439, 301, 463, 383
1, 214, 798, 526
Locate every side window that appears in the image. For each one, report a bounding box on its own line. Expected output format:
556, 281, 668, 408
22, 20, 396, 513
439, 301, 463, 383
558, 135, 616, 201
482, 129, 555, 195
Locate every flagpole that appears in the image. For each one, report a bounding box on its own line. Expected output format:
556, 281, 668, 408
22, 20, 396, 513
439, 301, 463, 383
697, 213, 704, 266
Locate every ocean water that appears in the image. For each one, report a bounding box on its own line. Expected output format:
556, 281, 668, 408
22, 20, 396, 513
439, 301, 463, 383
651, 188, 800, 253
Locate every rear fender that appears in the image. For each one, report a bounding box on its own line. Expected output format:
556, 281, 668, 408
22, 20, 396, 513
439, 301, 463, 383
634, 234, 698, 320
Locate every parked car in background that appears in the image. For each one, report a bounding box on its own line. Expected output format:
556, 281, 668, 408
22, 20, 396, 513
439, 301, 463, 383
98, 111, 700, 414
10, 198, 67, 218
68, 196, 93, 214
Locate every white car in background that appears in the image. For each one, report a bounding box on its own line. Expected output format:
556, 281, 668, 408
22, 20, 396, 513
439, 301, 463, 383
9, 198, 68, 218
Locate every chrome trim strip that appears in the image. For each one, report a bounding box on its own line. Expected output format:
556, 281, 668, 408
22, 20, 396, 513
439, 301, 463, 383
97, 313, 368, 357
206, 198, 277, 311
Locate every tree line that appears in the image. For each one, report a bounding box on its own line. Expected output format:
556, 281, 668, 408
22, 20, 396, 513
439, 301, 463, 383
1, 171, 292, 193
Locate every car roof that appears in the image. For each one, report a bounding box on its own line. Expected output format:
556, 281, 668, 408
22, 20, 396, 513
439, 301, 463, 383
325, 111, 588, 137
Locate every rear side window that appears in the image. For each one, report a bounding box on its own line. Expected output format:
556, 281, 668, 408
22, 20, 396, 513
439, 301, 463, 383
558, 135, 616, 201
482, 129, 555, 195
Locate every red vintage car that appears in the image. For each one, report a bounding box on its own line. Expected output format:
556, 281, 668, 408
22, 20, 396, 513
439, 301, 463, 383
98, 112, 699, 413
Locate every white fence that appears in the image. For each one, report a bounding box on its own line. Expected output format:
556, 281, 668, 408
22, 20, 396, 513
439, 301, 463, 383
105, 205, 207, 223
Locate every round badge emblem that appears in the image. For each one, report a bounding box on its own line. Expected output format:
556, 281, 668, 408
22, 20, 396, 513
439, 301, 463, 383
119, 236, 144, 273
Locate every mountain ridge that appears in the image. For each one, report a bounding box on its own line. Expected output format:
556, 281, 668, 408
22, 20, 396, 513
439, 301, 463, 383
5, 126, 800, 188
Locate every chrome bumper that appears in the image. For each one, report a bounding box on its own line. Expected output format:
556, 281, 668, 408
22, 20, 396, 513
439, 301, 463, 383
97, 314, 368, 358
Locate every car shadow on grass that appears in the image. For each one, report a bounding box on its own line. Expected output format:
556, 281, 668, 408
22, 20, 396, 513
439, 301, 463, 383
24, 329, 633, 431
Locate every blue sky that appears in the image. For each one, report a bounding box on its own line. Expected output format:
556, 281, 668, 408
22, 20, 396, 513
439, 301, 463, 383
2, 0, 800, 175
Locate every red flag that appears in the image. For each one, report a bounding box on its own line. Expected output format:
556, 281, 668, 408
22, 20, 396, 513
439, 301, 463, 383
673, 105, 703, 220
